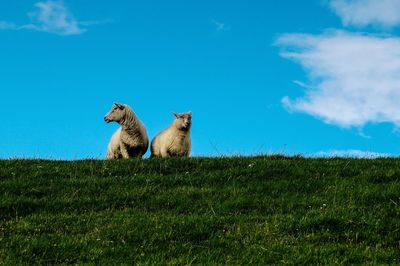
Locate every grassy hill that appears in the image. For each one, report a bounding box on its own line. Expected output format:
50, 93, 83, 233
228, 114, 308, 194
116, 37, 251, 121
0, 157, 399, 264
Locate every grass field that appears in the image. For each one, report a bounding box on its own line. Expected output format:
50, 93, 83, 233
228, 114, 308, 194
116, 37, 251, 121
0, 156, 399, 264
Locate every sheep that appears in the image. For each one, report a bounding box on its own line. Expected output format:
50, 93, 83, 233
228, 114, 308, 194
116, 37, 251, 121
104, 103, 149, 159
150, 112, 192, 158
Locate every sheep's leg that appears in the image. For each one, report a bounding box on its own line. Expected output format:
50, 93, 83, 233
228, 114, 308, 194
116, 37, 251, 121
120, 144, 130, 159
106, 152, 114, 160
106, 144, 119, 159
160, 147, 170, 158
106, 148, 121, 159
106, 128, 123, 159
150, 148, 161, 158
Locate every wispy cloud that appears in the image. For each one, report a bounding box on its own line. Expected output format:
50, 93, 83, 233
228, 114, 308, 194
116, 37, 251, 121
277, 30, 400, 128
0, 21, 17, 30
211, 19, 229, 32
330, 0, 400, 28
26, 0, 84, 35
0, 0, 104, 36
277, 1, 400, 130
313, 149, 391, 158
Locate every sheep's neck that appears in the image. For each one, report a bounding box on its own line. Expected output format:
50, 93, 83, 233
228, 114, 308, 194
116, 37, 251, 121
173, 126, 191, 137
120, 111, 139, 132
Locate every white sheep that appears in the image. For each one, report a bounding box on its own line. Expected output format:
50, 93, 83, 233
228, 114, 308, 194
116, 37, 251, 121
150, 112, 192, 158
104, 103, 149, 159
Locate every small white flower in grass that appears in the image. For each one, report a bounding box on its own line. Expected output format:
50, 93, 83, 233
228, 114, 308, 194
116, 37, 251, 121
248, 163, 255, 168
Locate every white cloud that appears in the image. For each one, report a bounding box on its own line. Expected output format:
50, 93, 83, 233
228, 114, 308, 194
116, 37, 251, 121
0, 1, 96, 36
313, 149, 391, 158
26, 0, 85, 35
211, 19, 229, 32
330, 0, 400, 28
277, 30, 400, 128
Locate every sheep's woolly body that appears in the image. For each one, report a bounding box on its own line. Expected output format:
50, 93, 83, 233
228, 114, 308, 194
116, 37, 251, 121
151, 112, 192, 158
105, 104, 149, 159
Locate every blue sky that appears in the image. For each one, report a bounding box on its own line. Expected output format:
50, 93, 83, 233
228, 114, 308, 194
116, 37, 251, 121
1, 0, 400, 159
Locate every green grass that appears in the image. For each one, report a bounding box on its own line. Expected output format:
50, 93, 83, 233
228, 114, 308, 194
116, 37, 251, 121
0, 156, 399, 264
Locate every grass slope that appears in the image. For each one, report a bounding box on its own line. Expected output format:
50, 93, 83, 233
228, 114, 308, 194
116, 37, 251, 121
0, 157, 399, 264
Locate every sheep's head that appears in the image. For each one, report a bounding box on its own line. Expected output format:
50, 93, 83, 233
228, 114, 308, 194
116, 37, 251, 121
172, 111, 192, 131
104, 103, 126, 123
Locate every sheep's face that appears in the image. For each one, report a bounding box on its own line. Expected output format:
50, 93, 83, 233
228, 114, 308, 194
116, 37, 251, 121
172, 112, 192, 131
104, 103, 126, 123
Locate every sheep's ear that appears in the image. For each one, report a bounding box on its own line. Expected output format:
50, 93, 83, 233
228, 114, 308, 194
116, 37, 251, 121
114, 103, 124, 110
172, 112, 179, 118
